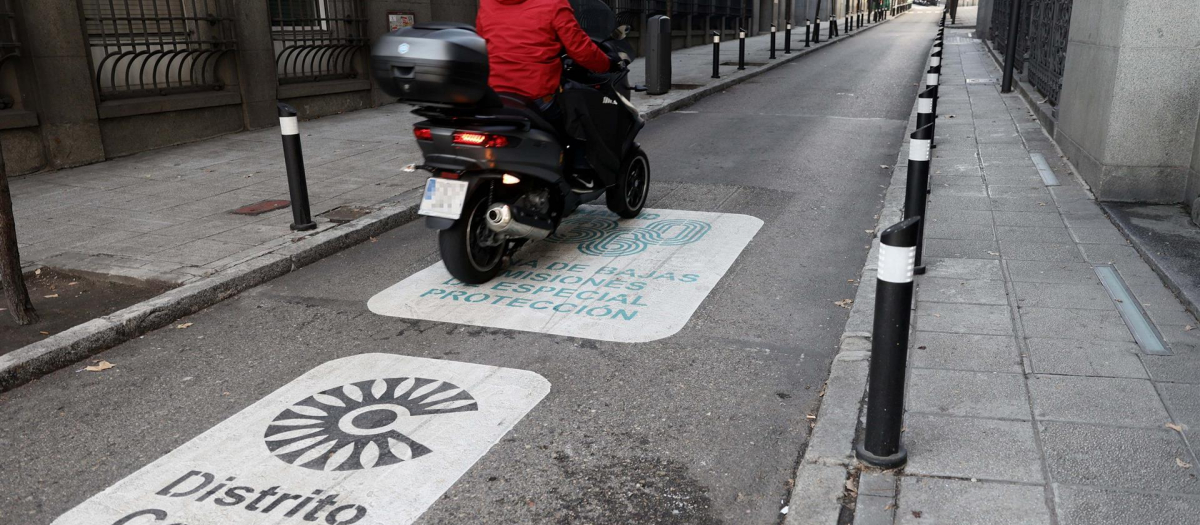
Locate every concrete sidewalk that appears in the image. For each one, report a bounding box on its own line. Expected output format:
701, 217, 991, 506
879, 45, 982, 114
799, 27, 1200, 524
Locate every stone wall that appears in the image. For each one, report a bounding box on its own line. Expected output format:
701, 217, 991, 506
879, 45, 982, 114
1056, 0, 1200, 204
977, 0, 992, 35
0, 0, 475, 176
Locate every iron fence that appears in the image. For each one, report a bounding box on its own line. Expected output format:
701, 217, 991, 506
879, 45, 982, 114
80, 0, 237, 101
270, 0, 368, 85
602, 0, 751, 25
1026, 0, 1071, 106
0, 0, 19, 110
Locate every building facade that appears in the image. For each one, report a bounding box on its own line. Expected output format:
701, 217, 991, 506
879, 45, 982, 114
0, 0, 478, 176
984, 0, 1200, 213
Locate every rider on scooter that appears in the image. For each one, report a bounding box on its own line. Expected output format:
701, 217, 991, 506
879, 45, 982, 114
475, 0, 621, 128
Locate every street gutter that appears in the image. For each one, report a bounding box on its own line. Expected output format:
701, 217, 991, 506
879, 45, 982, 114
0, 13, 901, 393
780, 12, 920, 525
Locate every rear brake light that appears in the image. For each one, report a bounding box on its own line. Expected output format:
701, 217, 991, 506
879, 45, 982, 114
413, 127, 432, 141
453, 131, 510, 148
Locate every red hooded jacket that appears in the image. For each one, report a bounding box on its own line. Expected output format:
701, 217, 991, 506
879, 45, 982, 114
476, 0, 613, 100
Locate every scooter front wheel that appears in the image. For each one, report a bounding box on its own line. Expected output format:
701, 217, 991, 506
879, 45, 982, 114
606, 147, 650, 219
439, 192, 505, 284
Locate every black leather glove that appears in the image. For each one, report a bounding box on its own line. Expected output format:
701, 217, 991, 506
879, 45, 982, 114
608, 53, 624, 73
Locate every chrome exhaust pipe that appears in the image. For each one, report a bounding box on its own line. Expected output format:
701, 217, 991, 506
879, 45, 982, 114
485, 203, 551, 240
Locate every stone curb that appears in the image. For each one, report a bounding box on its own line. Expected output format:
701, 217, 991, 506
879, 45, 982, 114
641, 14, 899, 121
0, 191, 422, 392
782, 31, 922, 525
0, 13, 908, 394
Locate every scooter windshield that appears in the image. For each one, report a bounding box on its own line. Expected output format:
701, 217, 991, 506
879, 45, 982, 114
571, 0, 617, 41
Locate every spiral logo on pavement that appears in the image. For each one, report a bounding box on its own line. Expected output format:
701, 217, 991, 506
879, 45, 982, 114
264, 378, 478, 471
547, 216, 712, 257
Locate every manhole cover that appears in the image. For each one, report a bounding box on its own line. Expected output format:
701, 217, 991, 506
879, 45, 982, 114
320, 206, 372, 223
231, 199, 290, 216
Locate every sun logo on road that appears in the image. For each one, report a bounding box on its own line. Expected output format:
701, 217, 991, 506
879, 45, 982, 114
264, 378, 478, 471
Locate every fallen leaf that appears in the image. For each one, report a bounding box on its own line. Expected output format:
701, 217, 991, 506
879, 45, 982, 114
806, 414, 817, 420
885, 503, 896, 510
912, 510, 923, 518
1177, 457, 1192, 469
835, 299, 854, 309
933, 313, 942, 318
35, 269, 41, 275
1186, 325, 1194, 332
988, 251, 1001, 256
1167, 423, 1184, 432
177, 323, 194, 329
880, 164, 890, 169
44, 294, 58, 298
918, 346, 927, 350
39, 331, 49, 335
68, 282, 79, 286
85, 361, 114, 372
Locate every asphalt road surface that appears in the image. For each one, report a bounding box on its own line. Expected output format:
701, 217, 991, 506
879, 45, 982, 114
0, 13, 937, 525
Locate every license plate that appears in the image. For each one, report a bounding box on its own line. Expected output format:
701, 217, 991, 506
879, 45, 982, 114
419, 177, 469, 220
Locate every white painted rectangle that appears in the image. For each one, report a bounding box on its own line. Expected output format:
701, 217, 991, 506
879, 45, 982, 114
368, 206, 764, 343
53, 355, 550, 525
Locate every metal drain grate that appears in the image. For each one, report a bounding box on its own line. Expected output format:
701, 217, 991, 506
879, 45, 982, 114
1031, 153, 1060, 186
1094, 265, 1171, 355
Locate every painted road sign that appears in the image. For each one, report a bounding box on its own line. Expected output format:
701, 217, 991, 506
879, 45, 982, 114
368, 207, 764, 343
53, 355, 550, 525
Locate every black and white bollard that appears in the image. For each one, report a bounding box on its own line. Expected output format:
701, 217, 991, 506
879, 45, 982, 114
770, 24, 777, 60
927, 66, 940, 123
917, 86, 937, 150
855, 216, 920, 469
785, 22, 792, 54
813, 17, 821, 44
277, 103, 316, 232
905, 123, 933, 275
805, 19, 812, 47
829, 15, 838, 38
711, 31, 721, 79
738, 28, 747, 70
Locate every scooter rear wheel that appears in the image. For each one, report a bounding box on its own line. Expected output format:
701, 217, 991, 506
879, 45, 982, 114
606, 147, 650, 219
439, 192, 505, 284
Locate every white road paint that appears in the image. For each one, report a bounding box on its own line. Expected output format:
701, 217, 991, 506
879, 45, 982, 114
369, 206, 764, 343
53, 354, 550, 525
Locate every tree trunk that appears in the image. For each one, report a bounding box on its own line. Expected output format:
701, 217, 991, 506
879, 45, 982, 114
0, 145, 37, 325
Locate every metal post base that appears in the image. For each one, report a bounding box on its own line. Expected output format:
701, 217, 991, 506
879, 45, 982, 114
856, 442, 908, 469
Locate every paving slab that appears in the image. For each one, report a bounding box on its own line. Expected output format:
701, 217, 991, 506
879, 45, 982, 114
907, 368, 1030, 419
1027, 375, 1170, 426
910, 331, 1022, 373
903, 414, 1044, 483
1039, 421, 1200, 494
896, 478, 1051, 525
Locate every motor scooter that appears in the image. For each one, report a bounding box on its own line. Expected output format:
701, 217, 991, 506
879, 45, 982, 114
371, 0, 649, 283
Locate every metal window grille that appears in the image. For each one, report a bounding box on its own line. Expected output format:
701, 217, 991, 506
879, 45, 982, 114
270, 0, 368, 85
1026, 0, 1071, 106
0, 0, 19, 109
991, 0, 1029, 75
81, 0, 237, 101
992, 0, 1070, 107
600, 0, 751, 23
